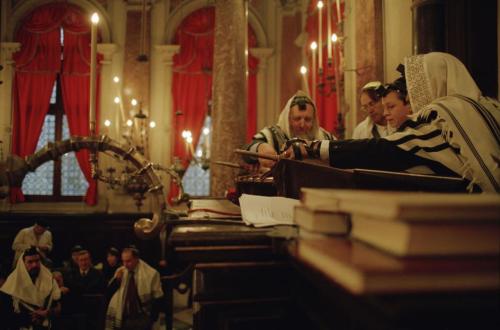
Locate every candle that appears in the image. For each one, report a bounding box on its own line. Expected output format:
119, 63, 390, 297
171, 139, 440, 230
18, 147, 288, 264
317, 1, 324, 71
326, 0, 332, 63
310, 42, 317, 103
89, 13, 99, 135
300, 66, 310, 96
336, 0, 342, 24
331, 33, 342, 115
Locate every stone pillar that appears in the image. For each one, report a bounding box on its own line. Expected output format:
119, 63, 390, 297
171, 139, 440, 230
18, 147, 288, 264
152, 44, 180, 194
210, 0, 248, 196
97, 43, 118, 137
0, 42, 21, 156
250, 47, 274, 130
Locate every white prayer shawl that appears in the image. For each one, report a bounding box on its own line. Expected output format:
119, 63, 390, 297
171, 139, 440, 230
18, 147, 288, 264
0, 252, 61, 328
12, 226, 53, 266
276, 91, 335, 141
384, 52, 500, 192
105, 259, 164, 330
352, 117, 391, 139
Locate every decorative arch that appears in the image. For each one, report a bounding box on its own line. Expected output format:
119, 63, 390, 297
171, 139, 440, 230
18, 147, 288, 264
164, 0, 267, 47
8, 0, 111, 42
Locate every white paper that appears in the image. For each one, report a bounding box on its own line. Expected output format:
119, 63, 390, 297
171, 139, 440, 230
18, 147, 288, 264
239, 194, 300, 227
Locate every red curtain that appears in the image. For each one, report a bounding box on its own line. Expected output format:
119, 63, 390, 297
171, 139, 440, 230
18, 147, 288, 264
11, 3, 99, 205
60, 6, 101, 205
170, 7, 258, 200
305, 0, 345, 133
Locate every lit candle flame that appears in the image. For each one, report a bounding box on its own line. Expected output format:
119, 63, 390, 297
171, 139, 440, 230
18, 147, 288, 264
91, 13, 99, 24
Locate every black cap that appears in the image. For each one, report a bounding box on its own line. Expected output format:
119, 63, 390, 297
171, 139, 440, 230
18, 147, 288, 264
35, 219, 48, 228
71, 245, 84, 254
107, 247, 120, 257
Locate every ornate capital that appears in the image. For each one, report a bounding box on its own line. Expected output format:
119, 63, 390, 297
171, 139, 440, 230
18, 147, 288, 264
97, 43, 119, 64
154, 45, 180, 66
0, 42, 21, 65
249, 47, 274, 69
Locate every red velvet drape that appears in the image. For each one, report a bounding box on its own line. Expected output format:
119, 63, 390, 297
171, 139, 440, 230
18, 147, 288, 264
60, 7, 101, 205
170, 7, 258, 200
305, 0, 345, 134
11, 3, 99, 204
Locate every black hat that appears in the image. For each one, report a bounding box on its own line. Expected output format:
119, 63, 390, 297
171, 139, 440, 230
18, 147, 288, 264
35, 219, 48, 228
71, 245, 84, 254
107, 247, 120, 257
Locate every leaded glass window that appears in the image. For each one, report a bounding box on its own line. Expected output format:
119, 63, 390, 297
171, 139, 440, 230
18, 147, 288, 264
183, 116, 211, 196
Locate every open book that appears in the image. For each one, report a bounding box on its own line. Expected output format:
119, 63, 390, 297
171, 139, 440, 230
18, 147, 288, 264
239, 194, 300, 227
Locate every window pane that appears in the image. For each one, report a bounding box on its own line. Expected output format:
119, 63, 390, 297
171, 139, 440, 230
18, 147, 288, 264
50, 83, 57, 104
22, 115, 56, 195
61, 116, 88, 196
183, 116, 211, 196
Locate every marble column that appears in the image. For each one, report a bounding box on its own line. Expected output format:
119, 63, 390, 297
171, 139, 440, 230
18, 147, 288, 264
152, 44, 180, 195
250, 47, 274, 129
0, 42, 21, 157
210, 0, 248, 196
97, 43, 118, 137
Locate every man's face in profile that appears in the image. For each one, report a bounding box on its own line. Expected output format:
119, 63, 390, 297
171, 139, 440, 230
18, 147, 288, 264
289, 104, 314, 139
24, 254, 41, 279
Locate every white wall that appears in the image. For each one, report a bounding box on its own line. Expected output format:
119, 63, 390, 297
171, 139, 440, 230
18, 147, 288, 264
382, 0, 413, 83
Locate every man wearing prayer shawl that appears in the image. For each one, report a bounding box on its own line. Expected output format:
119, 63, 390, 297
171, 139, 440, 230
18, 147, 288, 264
243, 90, 334, 169
285, 52, 500, 193
353, 81, 392, 139
105, 247, 164, 330
0, 247, 61, 330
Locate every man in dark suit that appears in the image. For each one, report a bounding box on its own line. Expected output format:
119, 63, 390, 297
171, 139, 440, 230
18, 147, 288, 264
66, 250, 105, 329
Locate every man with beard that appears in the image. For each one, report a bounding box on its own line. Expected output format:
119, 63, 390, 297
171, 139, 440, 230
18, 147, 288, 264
0, 247, 61, 329
12, 220, 53, 267
243, 90, 334, 169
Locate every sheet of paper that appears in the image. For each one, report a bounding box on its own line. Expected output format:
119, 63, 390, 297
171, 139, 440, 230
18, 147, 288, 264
239, 194, 300, 227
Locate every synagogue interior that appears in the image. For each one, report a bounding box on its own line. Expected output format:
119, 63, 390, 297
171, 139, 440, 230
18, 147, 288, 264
0, 0, 499, 329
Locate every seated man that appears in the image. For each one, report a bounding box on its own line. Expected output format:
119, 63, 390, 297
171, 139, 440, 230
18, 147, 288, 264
284, 52, 500, 193
62, 244, 84, 275
243, 90, 334, 169
106, 247, 164, 330
0, 247, 61, 329
12, 219, 53, 267
353, 81, 390, 138
66, 250, 105, 295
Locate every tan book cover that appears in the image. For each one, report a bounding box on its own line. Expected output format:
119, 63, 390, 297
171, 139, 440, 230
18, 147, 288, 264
294, 205, 350, 234
351, 214, 500, 256
300, 188, 500, 221
293, 238, 500, 294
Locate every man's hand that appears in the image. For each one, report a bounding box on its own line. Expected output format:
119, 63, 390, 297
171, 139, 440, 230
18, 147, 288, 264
115, 267, 124, 281
31, 308, 49, 323
257, 143, 278, 168
283, 143, 307, 160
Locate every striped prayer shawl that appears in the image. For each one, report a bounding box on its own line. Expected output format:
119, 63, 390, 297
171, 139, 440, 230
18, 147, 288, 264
385, 95, 500, 192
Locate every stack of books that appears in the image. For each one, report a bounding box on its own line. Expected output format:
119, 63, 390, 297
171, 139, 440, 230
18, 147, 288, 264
293, 189, 352, 237
299, 188, 500, 257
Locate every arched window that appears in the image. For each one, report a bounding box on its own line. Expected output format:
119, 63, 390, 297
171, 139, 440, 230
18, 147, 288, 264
22, 31, 88, 200
11, 3, 99, 204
